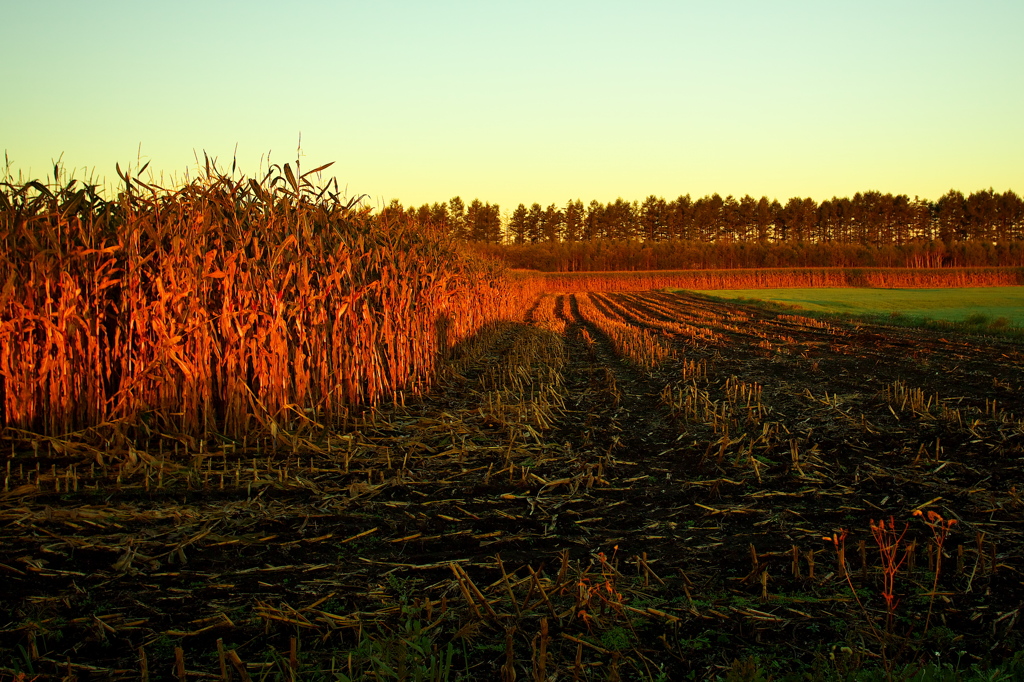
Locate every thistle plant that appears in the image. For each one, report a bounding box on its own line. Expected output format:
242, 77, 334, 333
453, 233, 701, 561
914, 509, 957, 633
869, 516, 910, 631
826, 529, 880, 639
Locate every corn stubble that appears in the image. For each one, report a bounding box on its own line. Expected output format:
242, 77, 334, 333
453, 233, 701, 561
4, 254, 1024, 677
0, 163, 542, 447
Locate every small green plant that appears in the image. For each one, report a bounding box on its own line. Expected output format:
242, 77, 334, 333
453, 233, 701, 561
990, 316, 1011, 330
965, 313, 990, 326
722, 656, 771, 682
11, 644, 35, 676
599, 626, 633, 651
337, 604, 455, 682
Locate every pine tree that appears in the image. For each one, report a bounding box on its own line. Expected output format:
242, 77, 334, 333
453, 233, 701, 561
509, 204, 528, 244
526, 203, 544, 242
564, 199, 584, 242
640, 195, 668, 241
448, 196, 467, 240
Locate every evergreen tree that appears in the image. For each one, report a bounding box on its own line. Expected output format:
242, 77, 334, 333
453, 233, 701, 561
640, 195, 669, 241
564, 199, 584, 242
668, 195, 694, 240
526, 203, 544, 242
415, 203, 432, 227
509, 204, 529, 244
965, 189, 997, 242
429, 202, 450, 234
584, 200, 603, 240
909, 197, 934, 242
692, 194, 724, 241
541, 203, 564, 242
448, 196, 467, 240
720, 195, 741, 240
466, 199, 501, 242
466, 199, 483, 241
737, 195, 757, 241
605, 198, 638, 239
754, 196, 773, 243
936, 190, 967, 242
769, 199, 783, 242
482, 202, 502, 243
818, 199, 836, 242
995, 190, 1024, 242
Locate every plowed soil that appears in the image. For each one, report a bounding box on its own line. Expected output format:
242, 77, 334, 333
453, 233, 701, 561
3, 292, 1024, 680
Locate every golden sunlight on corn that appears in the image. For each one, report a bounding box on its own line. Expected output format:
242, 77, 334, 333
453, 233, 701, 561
0, 165, 543, 442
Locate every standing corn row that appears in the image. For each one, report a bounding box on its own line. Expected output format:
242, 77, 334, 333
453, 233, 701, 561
0, 165, 543, 443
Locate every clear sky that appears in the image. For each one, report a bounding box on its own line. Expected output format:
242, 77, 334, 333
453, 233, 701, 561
5, 1, 1022, 213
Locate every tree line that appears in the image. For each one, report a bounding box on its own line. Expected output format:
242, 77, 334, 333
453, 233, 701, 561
382, 188, 1024, 247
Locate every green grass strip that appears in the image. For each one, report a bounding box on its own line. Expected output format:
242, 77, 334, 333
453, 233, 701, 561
686, 286, 1024, 342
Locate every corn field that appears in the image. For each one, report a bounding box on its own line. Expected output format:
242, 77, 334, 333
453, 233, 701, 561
3, 286, 1022, 679
5, 167, 1024, 679
0, 165, 542, 444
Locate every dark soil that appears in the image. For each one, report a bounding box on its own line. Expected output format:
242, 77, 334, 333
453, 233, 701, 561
2, 292, 1024, 680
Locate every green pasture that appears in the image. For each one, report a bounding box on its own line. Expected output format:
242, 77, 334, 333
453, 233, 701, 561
690, 286, 1024, 327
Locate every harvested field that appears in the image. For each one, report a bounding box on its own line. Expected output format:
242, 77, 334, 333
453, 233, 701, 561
3, 292, 1024, 679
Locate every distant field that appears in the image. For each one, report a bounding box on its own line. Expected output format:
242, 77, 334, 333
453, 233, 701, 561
692, 286, 1024, 326
537, 267, 1024, 292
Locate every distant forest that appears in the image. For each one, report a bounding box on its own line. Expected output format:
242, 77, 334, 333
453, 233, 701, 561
380, 188, 1024, 271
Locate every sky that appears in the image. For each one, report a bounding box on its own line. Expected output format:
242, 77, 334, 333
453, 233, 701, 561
5, 1, 1023, 213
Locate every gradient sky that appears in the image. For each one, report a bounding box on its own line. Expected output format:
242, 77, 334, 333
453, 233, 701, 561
5, 1, 1023, 213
